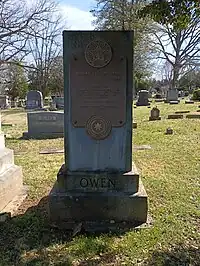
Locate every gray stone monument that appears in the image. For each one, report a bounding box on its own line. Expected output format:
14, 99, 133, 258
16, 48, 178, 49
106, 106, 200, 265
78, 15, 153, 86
0, 114, 25, 212
149, 107, 161, 121
25, 90, 44, 109
23, 111, 64, 139
53, 97, 64, 109
136, 90, 150, 106
166, 89, 179, 103
48, 31, 148, 232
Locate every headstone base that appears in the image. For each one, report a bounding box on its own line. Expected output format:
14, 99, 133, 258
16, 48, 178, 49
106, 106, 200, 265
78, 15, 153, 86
149, 117, 161, 121
22, 132, 64, 139
48, 164, 148, 232
169, 100, 179, 104
0, 164, 24, 211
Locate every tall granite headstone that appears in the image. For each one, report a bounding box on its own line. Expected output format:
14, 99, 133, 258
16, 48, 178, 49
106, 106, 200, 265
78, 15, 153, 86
136, 90, 150, 106
0, 114, 25, 212
48, 31, 148, 231
26, 90, 43, 109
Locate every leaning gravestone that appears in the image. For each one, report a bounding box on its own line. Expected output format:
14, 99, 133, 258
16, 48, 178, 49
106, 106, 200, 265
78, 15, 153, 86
0, 114, 25, 212
136, 90, 150, 106
25, 90, 44, 109
48, 31, 148, 232
23, 111, 64, 139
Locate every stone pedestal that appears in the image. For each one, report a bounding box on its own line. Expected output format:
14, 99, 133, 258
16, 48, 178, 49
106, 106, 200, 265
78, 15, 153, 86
0, 119, 26, 213
48, 163, 148, 231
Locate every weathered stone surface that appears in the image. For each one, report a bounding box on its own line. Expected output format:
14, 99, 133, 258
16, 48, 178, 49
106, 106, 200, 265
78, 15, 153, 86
48, 179, 148, 229
0, 165, 23, 211
1, 186, 27, 215
57, 164, 139, 193
48, 30, 148, 231
0, 114, 26, 213
168, 114, 183, 119
23, 111, 64, 139
0, 148, 14, 174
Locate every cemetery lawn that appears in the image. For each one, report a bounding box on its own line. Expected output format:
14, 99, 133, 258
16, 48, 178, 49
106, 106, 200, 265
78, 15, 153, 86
0, 101, 199, 266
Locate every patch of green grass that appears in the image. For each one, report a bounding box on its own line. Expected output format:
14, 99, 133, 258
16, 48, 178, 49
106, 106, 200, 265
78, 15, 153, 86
0, 103, 200, 265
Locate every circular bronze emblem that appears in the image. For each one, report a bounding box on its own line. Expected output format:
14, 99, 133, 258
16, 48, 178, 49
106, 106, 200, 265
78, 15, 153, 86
85, 39, 112, 68
86, 116, 112, 140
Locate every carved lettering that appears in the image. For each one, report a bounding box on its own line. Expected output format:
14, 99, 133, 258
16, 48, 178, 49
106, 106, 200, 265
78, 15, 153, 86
80, 177, 115, 189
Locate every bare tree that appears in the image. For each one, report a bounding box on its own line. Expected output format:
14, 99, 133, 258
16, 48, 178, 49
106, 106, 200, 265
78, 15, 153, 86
27, 13, 64, 96
150, 15, 200, 88
0, 0, 58, 64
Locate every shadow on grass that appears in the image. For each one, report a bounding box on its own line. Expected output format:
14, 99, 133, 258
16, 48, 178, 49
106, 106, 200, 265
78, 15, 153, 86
0, 197, 199, 265
146, 245, 200, 266
0, 197, 116, 265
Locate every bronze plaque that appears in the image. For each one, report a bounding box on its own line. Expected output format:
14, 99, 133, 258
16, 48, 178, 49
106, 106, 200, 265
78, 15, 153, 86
70, 54, 127, 127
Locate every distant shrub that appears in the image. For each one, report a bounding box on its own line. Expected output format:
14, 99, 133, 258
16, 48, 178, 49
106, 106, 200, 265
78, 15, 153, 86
192, 88, 200, 100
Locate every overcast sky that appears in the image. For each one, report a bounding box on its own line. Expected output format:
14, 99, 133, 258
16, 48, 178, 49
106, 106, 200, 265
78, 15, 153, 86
59, 0, 95, 30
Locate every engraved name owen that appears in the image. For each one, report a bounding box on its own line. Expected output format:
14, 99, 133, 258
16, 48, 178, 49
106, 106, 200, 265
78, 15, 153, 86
80, 177, 115, 188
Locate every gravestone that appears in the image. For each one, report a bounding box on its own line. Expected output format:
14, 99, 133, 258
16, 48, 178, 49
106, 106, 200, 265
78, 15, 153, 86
53, 97, 64, 109
149, 107, 161, 121
25, 90, 43, 109
0, 95, 9, 109
136, 90, 150, 106
23, 111, 64, 139
168, 114, 183, 119
11, 100, 17, 108
166, 89, 179, 103
0, 114, 25, 212
185, 100, 194, 104
48, 31, 148, 232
